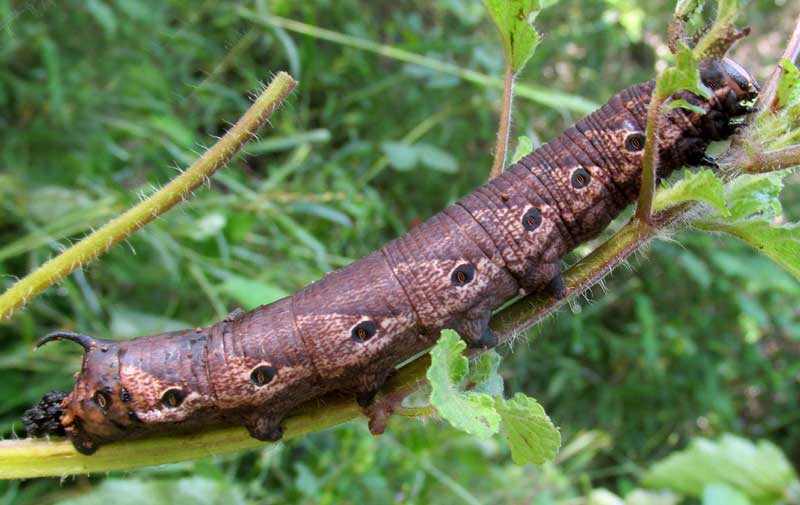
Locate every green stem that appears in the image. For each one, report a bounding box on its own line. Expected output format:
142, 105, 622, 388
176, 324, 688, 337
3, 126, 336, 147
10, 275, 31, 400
240, 10, 597, 114
634, 92, 664, 223
0, 73, 297, 321
490, 66, 516, 178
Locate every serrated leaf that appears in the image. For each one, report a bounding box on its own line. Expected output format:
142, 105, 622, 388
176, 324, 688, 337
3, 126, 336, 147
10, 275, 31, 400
642, 434, 798, 502
702, 483, 752, 505
428, 331, 501, 438
654, 169, 728, 216
724, 172, 785, 220
776, 58, 800, 109
510, 136, 533, 164
482, 0, 543, 73
469, 350, 504, 397
715, 220, 800, 281
656, 43, 712, 100
495, 393, 560, 465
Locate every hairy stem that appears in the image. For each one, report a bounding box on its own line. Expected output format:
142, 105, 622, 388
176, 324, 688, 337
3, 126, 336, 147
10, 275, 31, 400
490, 66, 516, 178
0, 73, 297, 321
635, 93, 664, 223
758, 13, 800, 113
743, 145, 800, 173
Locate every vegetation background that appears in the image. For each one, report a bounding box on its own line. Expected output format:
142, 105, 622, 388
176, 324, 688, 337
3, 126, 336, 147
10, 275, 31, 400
0, 0, 798, 503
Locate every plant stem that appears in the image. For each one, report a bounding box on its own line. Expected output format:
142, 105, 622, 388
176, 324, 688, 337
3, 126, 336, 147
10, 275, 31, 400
757, 13, 800, 113
634, 92, 664, 223
490, 66, 516, 178
241, 10, 597, 114
0, 73, 297, 321
742, 145, 800, 173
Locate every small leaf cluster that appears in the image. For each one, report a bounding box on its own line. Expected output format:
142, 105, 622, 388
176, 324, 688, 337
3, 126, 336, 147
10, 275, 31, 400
427, 330, 561, 466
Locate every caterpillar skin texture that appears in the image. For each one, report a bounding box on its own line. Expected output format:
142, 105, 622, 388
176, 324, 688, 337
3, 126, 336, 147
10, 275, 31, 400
27, 59, 758, 455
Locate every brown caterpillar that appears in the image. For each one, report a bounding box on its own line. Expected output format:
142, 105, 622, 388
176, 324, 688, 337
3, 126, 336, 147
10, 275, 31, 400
22, 58, 759, 455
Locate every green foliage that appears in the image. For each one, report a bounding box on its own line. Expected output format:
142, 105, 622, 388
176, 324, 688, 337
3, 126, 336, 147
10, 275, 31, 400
481, 0, 545, 73
428, 331, 560, 464
642, 434, 799, 503
653, 169, 729, 216
656, 43, 712, 101
495, 393, 560, 465
427, 330, 501, 438
776, 59, 800, 109
754, 58, 800, 149
510, 135, 534, 164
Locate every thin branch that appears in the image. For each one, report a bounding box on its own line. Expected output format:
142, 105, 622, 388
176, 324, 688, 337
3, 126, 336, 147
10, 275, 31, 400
742, 144, 800, 173
757, 13, 800, 113
635, 93, 664, 223
0, 73, 297, 321
490, 66, 516, 178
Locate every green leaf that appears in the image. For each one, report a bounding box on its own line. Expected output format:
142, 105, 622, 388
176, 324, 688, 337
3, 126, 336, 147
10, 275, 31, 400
776, 58, 800, 109
714, 220, 800, 281
656, 43, 712, 100
469, 350, 504, 397
495, 393, 561, 465
481, 0, 544, 73
702, 483, 752, 505
642, 434, 798, 502
667, 98, 706, 115
86, 0, 118, 37
724, 172, 785, 221
654, 169, 728, 216
416, 143, 458, 173
382, 141, 419, 171
510, 136, 534, 164
427, 331, 501, 438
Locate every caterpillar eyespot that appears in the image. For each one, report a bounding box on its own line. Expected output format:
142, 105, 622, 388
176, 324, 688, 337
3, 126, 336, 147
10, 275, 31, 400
351, 321, 377, 343
161, 388, 185, 409
92, 391, 110, 411
22, 58, 758, 455
522, 208, 542, 231
625, 133, 645, 152
250, 365, 276, 386
451, 264, 475, 286
570, 168, 591, 189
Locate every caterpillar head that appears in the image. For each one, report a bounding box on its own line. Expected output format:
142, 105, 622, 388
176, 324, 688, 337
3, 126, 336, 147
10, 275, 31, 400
656, 57, 759, 173
702, 57, 760, 102
34, 332, 133, 454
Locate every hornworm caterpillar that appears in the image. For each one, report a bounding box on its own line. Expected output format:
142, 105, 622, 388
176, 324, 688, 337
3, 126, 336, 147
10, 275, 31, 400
22, 58, 759, 455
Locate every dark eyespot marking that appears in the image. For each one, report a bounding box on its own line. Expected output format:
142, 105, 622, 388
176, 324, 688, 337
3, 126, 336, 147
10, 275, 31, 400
161, 388, 185, 409
624, 132, 645, 152
351, 320, 377, 343
570, 168, 591, 189
120, 388, 132, 403
521, 208, 542, 232
93, 391, 110, 411
451, 264, 475, 286
250, 365, 276, 386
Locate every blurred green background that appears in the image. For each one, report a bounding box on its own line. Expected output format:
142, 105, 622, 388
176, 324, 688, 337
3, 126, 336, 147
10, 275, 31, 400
1, 0, 799, 503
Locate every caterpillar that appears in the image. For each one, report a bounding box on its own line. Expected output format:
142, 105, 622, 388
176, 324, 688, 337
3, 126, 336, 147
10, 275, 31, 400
22, 58, 759, 455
